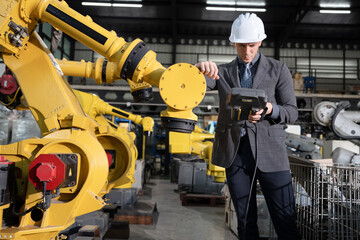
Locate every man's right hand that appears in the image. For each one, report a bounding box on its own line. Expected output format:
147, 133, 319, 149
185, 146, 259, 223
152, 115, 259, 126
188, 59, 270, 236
194, 61, 220, 80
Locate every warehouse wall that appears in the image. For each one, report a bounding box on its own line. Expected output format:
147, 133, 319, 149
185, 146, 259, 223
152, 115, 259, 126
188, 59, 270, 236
281, 48, 360, 93
70, 37, 359, 94
0, 23, 359, 94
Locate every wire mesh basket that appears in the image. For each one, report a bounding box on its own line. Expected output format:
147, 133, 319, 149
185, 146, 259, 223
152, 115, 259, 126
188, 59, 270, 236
289, 156, 360, 240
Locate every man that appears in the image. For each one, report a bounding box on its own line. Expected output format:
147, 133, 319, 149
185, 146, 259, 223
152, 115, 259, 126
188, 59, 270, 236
195, 13, 300, 240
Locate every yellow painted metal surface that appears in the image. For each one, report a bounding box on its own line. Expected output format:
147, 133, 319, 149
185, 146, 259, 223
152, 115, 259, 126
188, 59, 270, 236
169, 131, 192, 154
73, 90, 137, 189
0, 1, 110, 238
159, 63, 206, 111
0, 129, 108, 240
57, 58, 154, 97
0, 0, 207, 238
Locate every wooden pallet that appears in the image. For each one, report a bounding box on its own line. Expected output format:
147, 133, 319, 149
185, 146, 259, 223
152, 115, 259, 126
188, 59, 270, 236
179, 192, 225, 207
113, 201, 157, 225
114, 214, 153, 225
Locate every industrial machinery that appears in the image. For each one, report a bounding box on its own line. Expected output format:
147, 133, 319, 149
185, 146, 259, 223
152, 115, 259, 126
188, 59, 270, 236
331, 147, 360, 165
176, 125, 226, 195
56, 58, 154, 103
285, 132, 323, 160
57, 59, 161, 197
0, 68, 153, 190
73, 89, 154, 206
0, 70, 154, 237
313, 101, 360, 142
55, 53, 222, 192
56, 60, 155, 162
72, 89, 154, 190
0, 0, 205, 239
58, 60, 224, 194
0, 67, 21, 110
313, 101, 360, 164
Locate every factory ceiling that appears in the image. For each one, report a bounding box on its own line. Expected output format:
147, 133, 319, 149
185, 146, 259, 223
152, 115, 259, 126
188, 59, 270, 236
68, 0, 360, 48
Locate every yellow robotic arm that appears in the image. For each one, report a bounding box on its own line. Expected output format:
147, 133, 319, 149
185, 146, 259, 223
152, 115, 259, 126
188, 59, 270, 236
73, 88, 154, 163
0, 1, 205, 239
73, 89, 154, 130
1, 0, 205, 129
59, 59, 216, 182
42, 0, 205, 128
57, 58, 154, 102
58, 59, 216, 182
54, 58, 155, 132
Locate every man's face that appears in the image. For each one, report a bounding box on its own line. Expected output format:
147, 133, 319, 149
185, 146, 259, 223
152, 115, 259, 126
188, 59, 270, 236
233, 42, 262, 63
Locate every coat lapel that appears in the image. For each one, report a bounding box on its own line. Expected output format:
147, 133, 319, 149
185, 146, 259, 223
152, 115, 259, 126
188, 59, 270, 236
229, 58, 241, 88
252, 52, 267, 89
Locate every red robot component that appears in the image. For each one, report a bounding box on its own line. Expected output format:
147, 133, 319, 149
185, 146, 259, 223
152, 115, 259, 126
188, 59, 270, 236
36, 163, 57, 182
28, 154, 66, 191
0, 155, 8, 163
106, 151, 112, 166
0, 155, 14, 166
0, 72, 18, 95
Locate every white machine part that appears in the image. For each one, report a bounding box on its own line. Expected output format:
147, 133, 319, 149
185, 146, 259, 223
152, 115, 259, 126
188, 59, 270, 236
332, 147, 360, 165
313, 101, 360, 164
313, 101, 360, 141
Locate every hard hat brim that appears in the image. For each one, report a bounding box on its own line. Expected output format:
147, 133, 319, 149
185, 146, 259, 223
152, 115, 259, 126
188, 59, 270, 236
229, 34, 267, 43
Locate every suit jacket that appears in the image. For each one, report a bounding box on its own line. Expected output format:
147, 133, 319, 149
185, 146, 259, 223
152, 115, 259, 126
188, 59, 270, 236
206, 52, 298, 172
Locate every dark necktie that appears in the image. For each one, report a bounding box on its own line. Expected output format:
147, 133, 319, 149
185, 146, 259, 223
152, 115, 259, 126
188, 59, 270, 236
240, 63, 252, 137
241, 63, 252, 88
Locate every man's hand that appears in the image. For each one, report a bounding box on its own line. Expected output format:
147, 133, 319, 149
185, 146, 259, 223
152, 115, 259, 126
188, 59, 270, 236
248, 102, 273, 123
195, 61, 220, 80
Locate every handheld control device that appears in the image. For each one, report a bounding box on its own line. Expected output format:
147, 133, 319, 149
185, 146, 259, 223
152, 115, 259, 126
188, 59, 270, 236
227, 88, 268, 121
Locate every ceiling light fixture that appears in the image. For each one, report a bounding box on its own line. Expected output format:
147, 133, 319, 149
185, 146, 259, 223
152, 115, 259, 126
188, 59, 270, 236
206, 6, 236, 11
319, 9, 351, 14
82, 2, 111, 7
206, 6, 266, 12
319, 2, 351, 14
206, 0, 236, 5
319, 3, 350, 8
82, 2, 142, 8
112, 3, 142, 8
235, 7, 266, 12
206, 0, 265, 7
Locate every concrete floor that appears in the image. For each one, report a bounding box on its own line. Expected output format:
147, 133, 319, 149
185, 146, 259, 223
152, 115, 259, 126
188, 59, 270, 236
128, 177, 238, 240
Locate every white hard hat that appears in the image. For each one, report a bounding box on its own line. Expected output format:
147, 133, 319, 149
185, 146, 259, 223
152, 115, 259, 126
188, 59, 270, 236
229, 13, 267, 43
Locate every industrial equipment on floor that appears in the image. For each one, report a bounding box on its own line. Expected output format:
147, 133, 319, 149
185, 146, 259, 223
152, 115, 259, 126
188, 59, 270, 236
0, 0, 206, 239
175, 125, 225, 195
285, 132, 323, 160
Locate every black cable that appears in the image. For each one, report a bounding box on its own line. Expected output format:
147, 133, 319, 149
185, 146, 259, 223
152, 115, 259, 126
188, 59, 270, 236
242, 107, 267, 238
12, 182, 59, 217
12, 203, 39, 217
242, 122, 260, 240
